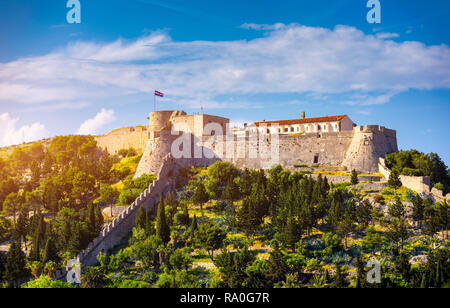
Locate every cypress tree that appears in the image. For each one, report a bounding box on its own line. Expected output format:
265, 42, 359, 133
156, 196, 170, 245
435, 259, 443, 287
30, 215, 46, 262
182, 204, 190, 227
190, 214, 198, 236
135, 205, 147, 230
87, 203, 96, 234
15, 207, 29, 250
95, 204, 104, 231
42, 236, 59, 263
355, 255, 366, 288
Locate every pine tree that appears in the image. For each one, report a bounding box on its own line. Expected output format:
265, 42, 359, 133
412, 194, 425, 227
388, 170, 402, 192
4, 240, 27, 285
350, 169, 359, 185
193, 182, 209, 219
156, 196, 170, 245
283, 217, 302, 252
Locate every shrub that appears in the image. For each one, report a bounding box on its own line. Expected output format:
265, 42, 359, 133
434, 183, 444, 191
117, 148, 137, 158
405, 189, 416, 202
21, 275, 76, 288
119, 188, 141, 205
402, 168, 423, 176
373, 194, 385, 204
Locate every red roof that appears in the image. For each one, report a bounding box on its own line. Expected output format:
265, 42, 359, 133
252, 115, 348, 127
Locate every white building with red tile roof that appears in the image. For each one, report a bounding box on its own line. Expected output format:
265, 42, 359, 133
248, 112, 355, 135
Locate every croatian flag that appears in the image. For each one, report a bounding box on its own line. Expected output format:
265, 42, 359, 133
154, 90, 164, 97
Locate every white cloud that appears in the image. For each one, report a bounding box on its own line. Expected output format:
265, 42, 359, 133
77, 109, 116, 135
0, 113, 48, 147
240, 23, 287, 31
375, 32, 400, 39
0, 24, 449, 111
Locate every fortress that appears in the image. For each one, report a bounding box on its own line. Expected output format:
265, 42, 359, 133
96, 110, 398, 176
63, 109, 399, 270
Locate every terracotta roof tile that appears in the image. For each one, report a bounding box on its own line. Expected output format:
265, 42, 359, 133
252, 115, 348, 127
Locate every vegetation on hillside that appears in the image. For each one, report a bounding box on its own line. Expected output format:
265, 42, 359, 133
385, 150, 449, 192
0, 137, 152, 287
0, 143, 448, 288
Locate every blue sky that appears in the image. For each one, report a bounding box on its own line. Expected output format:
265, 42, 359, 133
0, 0, 449, 165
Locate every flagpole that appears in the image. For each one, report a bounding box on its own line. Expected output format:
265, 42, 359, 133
154, 92, 156, 112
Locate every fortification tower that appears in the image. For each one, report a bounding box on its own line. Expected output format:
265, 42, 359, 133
342, 125, 398, 173
147, 110, 186, 139
134, 110, 186, 178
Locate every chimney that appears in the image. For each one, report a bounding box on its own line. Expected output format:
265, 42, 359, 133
301, 111, 306, 119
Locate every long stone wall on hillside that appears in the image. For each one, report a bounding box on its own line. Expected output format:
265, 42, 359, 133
77, 152, 219, 267
96, 126, 148, 155
378, 158, 449, 201
78, 154, 176, 266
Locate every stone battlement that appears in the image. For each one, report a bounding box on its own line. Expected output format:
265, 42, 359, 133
77, 153, 177, 266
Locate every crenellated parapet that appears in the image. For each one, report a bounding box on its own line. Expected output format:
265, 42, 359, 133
77, 153, 178, 267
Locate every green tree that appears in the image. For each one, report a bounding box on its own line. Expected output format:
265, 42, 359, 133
435, 201, 448, 240
282, 217, 302, 252
130, 234, 162, 269
135, 205, 149, 230
4, 240, 28, 286
97, 184, 119, 217
21, 275, 76, 288
30, 215, 46, 262
412, 194, 425, 228
388, 197, 405, 221
192, 182, 209, 218
333, 264, 349, 288
350, 169, 359, 185
15, 206, 29, 250
81, 267, 106, 289
355, 255, 367, 288
156, 197, 170, 245
388, 170, 402, 192
169, 248, 193, 270
42, 236, 59, 264
194, 221, 226, 261
3, 192, 24, 227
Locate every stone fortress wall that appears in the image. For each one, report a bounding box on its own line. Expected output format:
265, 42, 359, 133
95, 126, 148, 155
378, 158, 450, 201
95, 110, 399, 176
